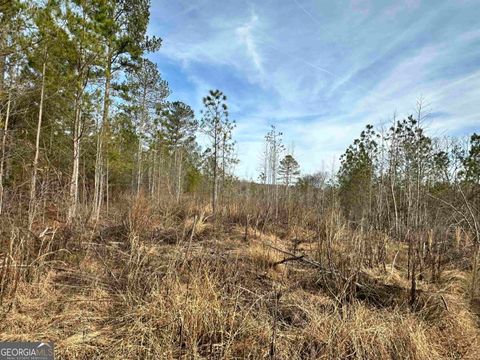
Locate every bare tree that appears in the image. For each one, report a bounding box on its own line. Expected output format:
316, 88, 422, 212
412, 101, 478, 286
0, 87, 10, 215
28, 59, 46, 229
264, 125, 284, 219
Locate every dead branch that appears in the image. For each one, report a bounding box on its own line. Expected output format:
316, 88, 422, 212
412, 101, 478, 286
264, 242, 367, 289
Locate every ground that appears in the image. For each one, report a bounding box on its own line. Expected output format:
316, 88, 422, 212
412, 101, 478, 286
1, 200, 479, 359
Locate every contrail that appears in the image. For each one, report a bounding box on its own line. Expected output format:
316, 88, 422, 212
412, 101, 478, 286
262, 40, 335, 76
292, 0, 324, 27
162, 0, 209, 22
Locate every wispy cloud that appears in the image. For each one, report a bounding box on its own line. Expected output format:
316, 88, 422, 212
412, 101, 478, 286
236, 11, 264, 78
148, 0, 480, 178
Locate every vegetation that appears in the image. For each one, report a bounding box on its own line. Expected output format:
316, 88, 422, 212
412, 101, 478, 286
0, 1, 479, 359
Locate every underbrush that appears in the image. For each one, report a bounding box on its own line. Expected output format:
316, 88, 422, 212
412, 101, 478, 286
1, 197, 479, 359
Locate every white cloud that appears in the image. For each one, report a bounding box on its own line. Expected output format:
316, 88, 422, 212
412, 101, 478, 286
236, 12, 264, 78
149, 0, 480, 178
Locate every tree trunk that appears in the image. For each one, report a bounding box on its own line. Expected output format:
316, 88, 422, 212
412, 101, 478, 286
0, 90, 11, 215
0, 33, 5, 93
28, 60, 47, 230
213, 137, 218, 214
93, 120, 103, 222
176, 149, 183, 203
471, 243, 479, 300
106, 158, 109, 215
151, 148, 157, 197
135, 72, 148, 197
93, 51, 112, 222
67, 97, 82, 223
136, 138, 142, 195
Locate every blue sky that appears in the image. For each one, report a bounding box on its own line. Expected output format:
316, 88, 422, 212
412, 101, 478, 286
147, 0, 480, 179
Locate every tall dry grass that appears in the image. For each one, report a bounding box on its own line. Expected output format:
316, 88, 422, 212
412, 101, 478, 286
0, 195, 479, 359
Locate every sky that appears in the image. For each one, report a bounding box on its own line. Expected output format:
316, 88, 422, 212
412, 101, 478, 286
147, 0, 480, 180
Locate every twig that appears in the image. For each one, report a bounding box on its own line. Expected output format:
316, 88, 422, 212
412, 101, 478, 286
440, 295, 449, 311
273, 255, 305, 266
264, 242, 368, 289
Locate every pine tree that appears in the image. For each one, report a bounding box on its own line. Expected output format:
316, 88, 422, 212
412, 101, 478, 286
160, 101, 197, 201
0, 0, 24, 214
200, 89, 236, 214
338, 124, 379, 221
64, 0, 105, 222
278, 154, 300, 187
93, 0, 157, 221
262, 125, 285, 218
120, 58, 169, 194
462, 133, 480, 185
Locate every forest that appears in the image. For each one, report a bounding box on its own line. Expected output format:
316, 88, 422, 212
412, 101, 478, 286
0, 1, 479, 359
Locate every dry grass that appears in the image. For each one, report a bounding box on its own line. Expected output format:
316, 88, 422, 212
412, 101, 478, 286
1, 199, 479, 359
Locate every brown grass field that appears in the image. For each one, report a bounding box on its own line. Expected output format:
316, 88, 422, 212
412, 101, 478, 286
1, 196, 479, 359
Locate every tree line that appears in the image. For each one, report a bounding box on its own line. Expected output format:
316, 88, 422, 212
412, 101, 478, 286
1, 0, 479, 310
0, 1, 478, 255
0, 0, 243, 225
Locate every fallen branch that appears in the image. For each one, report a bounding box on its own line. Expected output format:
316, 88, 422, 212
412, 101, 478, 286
265, 242, 368, 289
440, 295, 449, 311
273, 255, 304, 266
